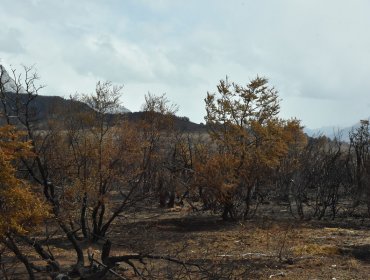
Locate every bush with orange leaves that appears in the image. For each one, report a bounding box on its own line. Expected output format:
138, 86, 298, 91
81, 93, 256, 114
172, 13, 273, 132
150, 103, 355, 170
0, 125, 48, 237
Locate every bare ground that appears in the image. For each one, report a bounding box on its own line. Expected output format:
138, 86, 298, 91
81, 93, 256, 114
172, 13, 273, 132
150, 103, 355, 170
101, 205, 370, 279
3, 204, 370, 279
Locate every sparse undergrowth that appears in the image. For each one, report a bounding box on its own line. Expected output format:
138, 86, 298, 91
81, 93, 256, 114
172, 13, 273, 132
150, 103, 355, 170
3, 205, 370, 279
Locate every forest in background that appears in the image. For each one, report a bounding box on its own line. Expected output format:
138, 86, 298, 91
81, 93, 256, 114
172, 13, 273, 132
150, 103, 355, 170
1, 65, 370, 279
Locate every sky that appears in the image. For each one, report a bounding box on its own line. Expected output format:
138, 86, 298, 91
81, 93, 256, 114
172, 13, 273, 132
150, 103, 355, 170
0, 0, 369, 129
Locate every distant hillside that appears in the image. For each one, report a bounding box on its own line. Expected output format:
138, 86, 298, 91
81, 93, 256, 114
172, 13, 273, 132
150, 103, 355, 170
1, 64, 205, 131
125, 112, 206, 132
0, 65, 22, 93
0, 91, 205, 132
304, 120, 368, 142
0, 92, 92, 124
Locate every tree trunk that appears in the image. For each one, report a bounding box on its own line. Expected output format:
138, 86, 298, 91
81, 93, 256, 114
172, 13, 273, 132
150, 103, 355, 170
81, 192, 88, 239
243, 187, 253, 220
3, 235, 36, 280
222, 203, 234, 221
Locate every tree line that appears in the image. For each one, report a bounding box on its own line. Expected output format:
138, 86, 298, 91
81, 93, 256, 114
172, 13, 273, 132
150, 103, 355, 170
0, 66, 369, 279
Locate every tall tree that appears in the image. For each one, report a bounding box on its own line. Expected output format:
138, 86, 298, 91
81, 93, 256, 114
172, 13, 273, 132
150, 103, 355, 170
349, 120, 370, 212
0, 125, 47, 279
203, 76, 304, 219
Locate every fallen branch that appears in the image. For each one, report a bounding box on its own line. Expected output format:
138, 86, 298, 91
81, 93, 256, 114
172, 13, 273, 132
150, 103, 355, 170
102, 240, 201, 275
269, 271, 285, 278
217, 252, 272, 258
90, 258, 127, 280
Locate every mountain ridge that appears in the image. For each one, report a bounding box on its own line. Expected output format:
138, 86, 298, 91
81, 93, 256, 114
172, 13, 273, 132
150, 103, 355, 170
304, 120, 368, 142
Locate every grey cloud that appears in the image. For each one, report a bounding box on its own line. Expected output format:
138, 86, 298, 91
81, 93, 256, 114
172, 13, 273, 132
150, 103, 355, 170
0, 28, 25, 54
62, 35, 155, 83
1, 0, 370, 128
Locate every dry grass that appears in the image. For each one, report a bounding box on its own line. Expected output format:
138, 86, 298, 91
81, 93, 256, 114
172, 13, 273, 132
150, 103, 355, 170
3, 205, 370, 279
292, 244, 340, 256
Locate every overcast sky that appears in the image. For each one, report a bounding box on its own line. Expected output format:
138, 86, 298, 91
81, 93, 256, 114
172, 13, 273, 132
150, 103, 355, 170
1, 0, 369, 129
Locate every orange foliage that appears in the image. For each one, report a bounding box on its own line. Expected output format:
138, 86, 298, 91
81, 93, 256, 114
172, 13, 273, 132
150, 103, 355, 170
0, 125, 48, 237
199, 77, 307, 217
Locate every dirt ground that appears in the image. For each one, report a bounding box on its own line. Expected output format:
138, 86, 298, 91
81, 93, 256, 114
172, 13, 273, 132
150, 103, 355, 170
3, 204, 370, 279
101, 204, 370, 279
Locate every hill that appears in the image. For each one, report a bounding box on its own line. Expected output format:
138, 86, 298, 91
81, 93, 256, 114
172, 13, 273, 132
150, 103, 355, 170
0, 91, 206, 132
304, 120, 368, 143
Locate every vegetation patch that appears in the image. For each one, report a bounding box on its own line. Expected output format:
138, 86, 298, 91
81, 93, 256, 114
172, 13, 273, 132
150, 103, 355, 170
293, 244, 340, 256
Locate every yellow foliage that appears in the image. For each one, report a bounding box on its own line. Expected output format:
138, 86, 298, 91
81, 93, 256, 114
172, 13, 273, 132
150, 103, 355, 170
292, 244, 339, 256
0, 125, 48, 237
